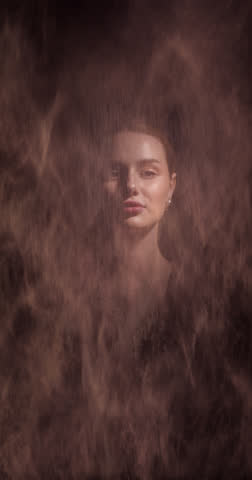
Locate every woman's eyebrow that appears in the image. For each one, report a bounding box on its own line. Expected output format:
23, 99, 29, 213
138, 158, 161, 165
110, 158, 161, 166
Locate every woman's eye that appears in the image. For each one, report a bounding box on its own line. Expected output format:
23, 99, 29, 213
110, 166, 120, 178
141, 170, 156, 178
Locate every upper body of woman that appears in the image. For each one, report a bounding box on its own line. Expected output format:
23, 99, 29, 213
67, 114, 249, 479
23, 108, 250, 479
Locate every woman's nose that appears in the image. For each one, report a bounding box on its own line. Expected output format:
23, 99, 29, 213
125, 171, 138, 195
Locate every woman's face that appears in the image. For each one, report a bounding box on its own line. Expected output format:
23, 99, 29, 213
103, 130, 176, 231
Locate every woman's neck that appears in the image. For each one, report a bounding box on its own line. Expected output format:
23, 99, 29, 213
112, 224, 171, 302
113, 224, 158, 268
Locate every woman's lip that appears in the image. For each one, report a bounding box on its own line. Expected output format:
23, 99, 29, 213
123, 206, 144, 211
123, 201, 145, 207
123, 205, 145, 216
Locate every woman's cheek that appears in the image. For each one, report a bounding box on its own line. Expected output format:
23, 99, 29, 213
147, 179, 167, 201
104, 181, 118, 196
150, 182, 169, 215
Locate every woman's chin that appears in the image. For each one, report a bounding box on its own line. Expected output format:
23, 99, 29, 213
123, 216, 145, 228
122, 218, 157, 234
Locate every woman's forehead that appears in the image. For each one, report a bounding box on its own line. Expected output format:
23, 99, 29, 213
111, 130, 167, 165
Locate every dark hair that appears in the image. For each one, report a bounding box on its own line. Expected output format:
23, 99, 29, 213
101, 102, 183, 175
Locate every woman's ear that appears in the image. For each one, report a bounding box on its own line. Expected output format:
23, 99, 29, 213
168, 172, 176, 203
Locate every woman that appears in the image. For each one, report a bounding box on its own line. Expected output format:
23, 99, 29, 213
32, 107, 249, 479
101, 122, 176, 309
78, 112, 248, 479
